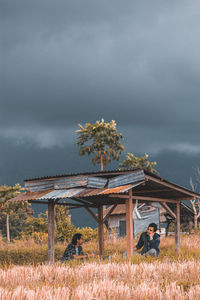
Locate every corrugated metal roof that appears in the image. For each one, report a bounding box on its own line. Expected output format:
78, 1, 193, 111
23, 168, 200, 198
54, 176, 88, 190
39, 188, 85, 200
107, 170, 145, 188
74, 188, 105, 198
8, 182, 143, 203
100, 184, 140, 195
74, 182, 144, 198
7, 190, 53, 202
24, 168, 141, 182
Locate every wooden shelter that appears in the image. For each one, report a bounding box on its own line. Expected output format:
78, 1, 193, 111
9, 169, 200, 263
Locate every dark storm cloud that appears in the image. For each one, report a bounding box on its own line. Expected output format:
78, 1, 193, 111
1, 1, 200, 162
2, 0, 200, 227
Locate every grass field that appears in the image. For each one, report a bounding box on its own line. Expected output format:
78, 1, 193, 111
0, 234, 200, 299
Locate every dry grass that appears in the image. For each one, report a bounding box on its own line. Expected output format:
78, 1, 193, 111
0, 261, 200, 299
0, 234, 200, 299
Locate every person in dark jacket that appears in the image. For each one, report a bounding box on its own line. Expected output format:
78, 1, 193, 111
134, 223, 160, 257
61, 233, 86, 262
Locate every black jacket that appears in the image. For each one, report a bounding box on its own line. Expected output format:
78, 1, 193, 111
136, 232, 160, 255
61, 243, 84, 262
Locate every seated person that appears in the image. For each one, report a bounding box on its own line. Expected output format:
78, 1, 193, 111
134, 223, 160, 257
61, 233, 87, 262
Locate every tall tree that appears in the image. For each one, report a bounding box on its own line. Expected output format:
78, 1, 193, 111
76, 119, 124, 171
120, 153, 157, 174
190, 168, 200, 229
0, 184, 27, 242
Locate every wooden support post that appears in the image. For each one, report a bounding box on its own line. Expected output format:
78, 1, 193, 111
98, 206, 104, 259
126, 189, 133, 258
175, 202, 180, 255
48, 200, 55, 264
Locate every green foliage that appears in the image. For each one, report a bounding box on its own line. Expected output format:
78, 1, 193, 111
0, 184, 31, 240
76, 119, 124, 169
22, 207, 77, 243
76, 227, 98, 242
23, 212, 48, 236
120, 153, 158, 174
0, 208, 32, 240
55, 206, 76, 241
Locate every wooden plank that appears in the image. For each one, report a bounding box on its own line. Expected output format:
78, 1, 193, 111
85, 207, 99, 223
175, 202, 180, 255
160, 202, 176, 219
103, 204, 117, 222
48, 200, 55, 264
73, 198, 97, 206
98, 206, 104, 259
133, 189, 171, 194
126, 189, 133, 258
109, 194, 180, 203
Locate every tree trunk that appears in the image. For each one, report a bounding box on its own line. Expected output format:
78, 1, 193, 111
6, 214, 10, 243
194, 214, 197, 229
100, 155, 103, 171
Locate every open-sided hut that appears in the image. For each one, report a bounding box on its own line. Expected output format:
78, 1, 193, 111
9, 169, 200, 263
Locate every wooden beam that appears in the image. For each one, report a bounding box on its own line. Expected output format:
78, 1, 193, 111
103, 204, 117, 222
85, 206, 99, 223
29, 200, 49, 205
145, 175, 200, 198
109, 194, 179, 203
73, 198, 97, 206
126, 189, 134, 258
160, 202, 176, 219
175, 202, 180, 255
98, 206, 104, 259
133, 189, 171, 194
48, 200, 55, 264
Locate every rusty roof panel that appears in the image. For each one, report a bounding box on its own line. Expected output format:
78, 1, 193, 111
73, 188, 104, 198
54, 176, 88, 189
8, 190, 53, 202
75, 182, 144, 198
24, 168, 135, 182
100, 184, 138, 195
24, 181, 54, 192
39, 188, 85, 200
108, 170, 145, 188
87, 176, 107, 188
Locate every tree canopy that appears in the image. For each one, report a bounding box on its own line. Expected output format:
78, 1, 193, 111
120, 153, 157, 174
76, 119, 124, 170
0, 184, 30, 241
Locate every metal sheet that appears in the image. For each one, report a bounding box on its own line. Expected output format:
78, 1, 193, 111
100, 182, 144, 195
54, 176, 88, 189
108, 170, 145, 188
87, 176, 107, 188
74, 188, 105, 198
134, 208, 160, 237
7, 190, 53, 202
25, 181, 54, 192
39, 188, 85, 200
100, 184, 135, 195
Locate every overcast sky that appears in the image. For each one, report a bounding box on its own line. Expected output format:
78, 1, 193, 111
1, 1, 200, 220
